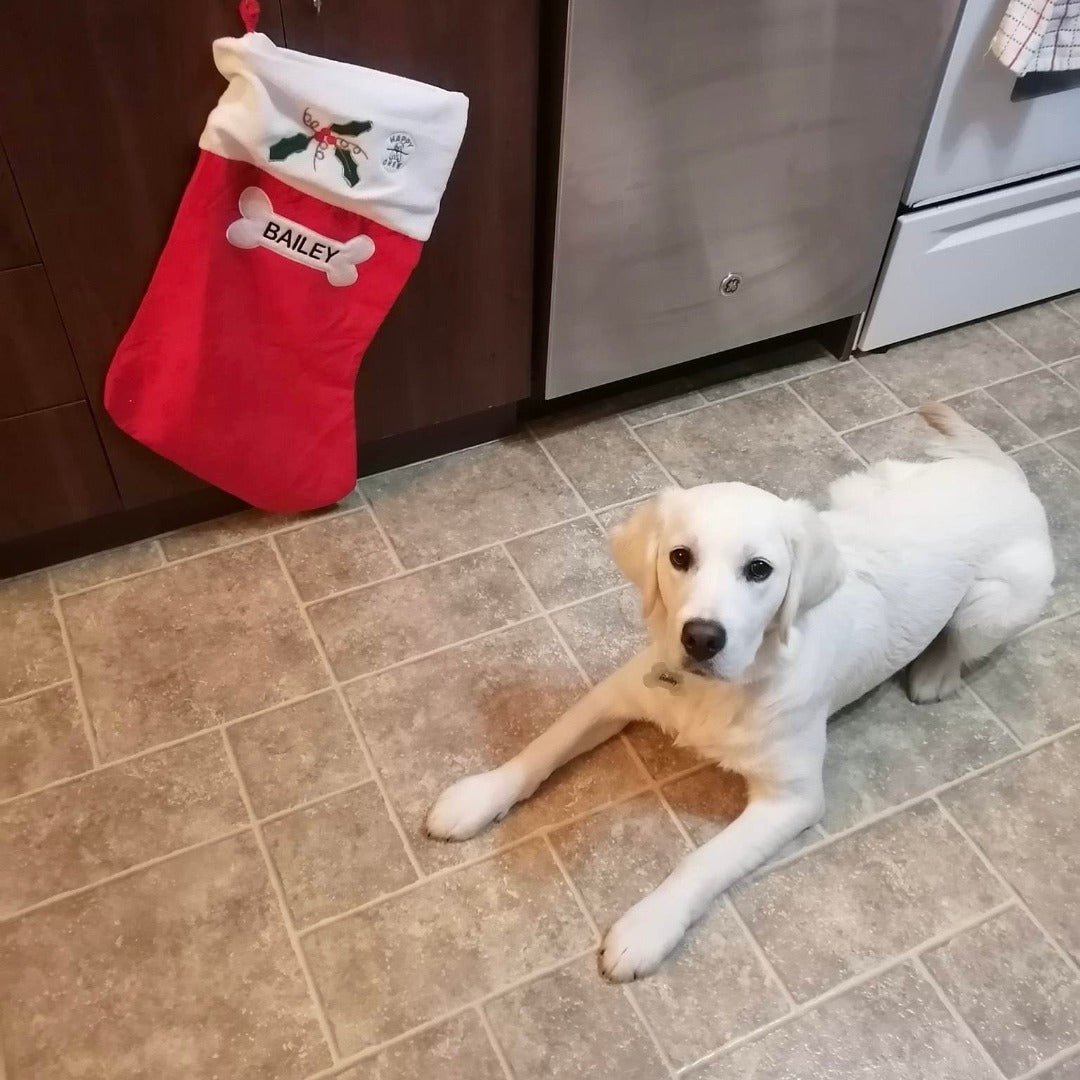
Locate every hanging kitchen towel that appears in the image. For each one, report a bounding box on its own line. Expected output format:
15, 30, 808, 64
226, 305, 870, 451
104, 3, 468, 512
992, 0, 1080, 75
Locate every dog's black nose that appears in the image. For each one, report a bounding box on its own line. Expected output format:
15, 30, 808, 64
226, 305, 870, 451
681, 619, 726, 662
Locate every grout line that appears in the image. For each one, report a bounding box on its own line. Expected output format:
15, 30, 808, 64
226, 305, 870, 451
1049, 297, 1080, 327
617, 413, 681, 489
356, 488, 407, 574
850, 357, 909, 409
543, 834, 680, 1080
913, 954, 1008, 1080
1045, 437, 1080, 479
723, 894, 799, 1013
219, 730, 341, 1064
300, 945, 599, 1080
0, 823, 251, 923
256, 776, 377, 826
475, 1004, 517, 1080
785, 381, 869, 466
525, 421, 604, 516
962, 681, 1023, 749
0, 686, 334, 810
0, 677, 71, 708
1017, 1041, 1080, 1080
47, 577, 100, 768
934, 796, 1080, 980
681, 899, 1016, 1076
986, 320, 1053, 370
267, 536, 425, 881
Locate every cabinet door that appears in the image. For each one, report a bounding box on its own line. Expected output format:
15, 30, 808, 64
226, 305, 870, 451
0, 2, 284, 507
0, 145, 37, 271
280, 1, 538, 443
0, 404, 120, 541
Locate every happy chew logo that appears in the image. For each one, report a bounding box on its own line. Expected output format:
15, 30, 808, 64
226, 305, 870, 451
268, 108, 373, 187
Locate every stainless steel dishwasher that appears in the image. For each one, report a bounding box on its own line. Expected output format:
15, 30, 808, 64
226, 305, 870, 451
544, 0, 963, 398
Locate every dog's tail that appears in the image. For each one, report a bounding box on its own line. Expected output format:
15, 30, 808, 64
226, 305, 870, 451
918, 402, 1026, 481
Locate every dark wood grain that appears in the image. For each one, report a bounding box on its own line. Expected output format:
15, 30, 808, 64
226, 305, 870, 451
280, 0, 539, 442
0, 403, 120, 541
0, 1, 284, 506
0, 145, 37, 271
0, 267, 85, 419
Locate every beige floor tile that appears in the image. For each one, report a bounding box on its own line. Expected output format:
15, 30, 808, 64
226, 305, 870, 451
485, 956, 665, 1080
50, 540, 163, 594
791, 363, 902, 431
966, 615, 1080, 743
923, 907, 1080, 1077
1052, 429, 1080, 468
275, 508, 396, 601
0, 572, 68, 700
596, 496, 654, 534
505, 517, 623, 609
537, 415, 670, 509
550, 792, 689, 929
631, 900, 790, 1066
1014, 446, 1080, 618
1056, 355, 1080, 387
226, 690, 367, 817
691, 964, 996, 1080
264, 783, 415, 926
361, 435, 581, 567
551, 586, 646, 684
0, 833, 329, 1080
623, 385, 707, 426
159, 488, 363, 561
309, 548, 536, 682
346, 620, 642, 872
623, 720, 703, 779
1054, 292, 1080, 323
1040, 1054, 1080, 1080
946, 388, 1038, 450
334, 1013, 505, 1080
0, 683, 91, 800
821, 681, 1015, 832
942, 731, 1080, 961
988, 370, 1080, 438
697, 340, 836, 402
733, 802, 1005, 1001
0, 731, 246, 917
843, 411, 931, 464
862, 321, 1035, 405
63, 542, 327, 760
638, 386, 861, 500
994, 301, 1080, 363
303, 839, 593, 1054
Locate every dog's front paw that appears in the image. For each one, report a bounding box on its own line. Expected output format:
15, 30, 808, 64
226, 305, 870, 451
425, 768, 518, 841
600, 894, 688, 982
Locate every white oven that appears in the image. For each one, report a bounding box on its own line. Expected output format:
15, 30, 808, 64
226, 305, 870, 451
859, 0, 1080, 350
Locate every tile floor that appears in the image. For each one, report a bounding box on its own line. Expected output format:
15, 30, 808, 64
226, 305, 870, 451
3, 297, 1080, 1080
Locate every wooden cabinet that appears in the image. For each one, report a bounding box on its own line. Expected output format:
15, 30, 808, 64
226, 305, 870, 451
0, 2, 540, 571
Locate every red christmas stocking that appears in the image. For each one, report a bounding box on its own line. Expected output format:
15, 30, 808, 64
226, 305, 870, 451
105, 21, 467, 512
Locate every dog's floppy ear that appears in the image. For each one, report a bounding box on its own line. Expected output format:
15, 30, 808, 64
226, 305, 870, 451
610, 493, 668, 618
777, 500, 843, 644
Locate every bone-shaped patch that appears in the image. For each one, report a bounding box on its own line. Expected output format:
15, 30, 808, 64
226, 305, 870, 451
225, 187, 375, 286
642, 662, 684, 694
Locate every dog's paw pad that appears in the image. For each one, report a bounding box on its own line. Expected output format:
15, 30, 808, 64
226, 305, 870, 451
425, 770, 517, 841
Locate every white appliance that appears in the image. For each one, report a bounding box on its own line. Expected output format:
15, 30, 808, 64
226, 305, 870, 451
859, 0, 1080, 351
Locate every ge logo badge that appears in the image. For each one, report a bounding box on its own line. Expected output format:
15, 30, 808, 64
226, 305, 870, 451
719, 273, 742, 296
382, 132, 415, 172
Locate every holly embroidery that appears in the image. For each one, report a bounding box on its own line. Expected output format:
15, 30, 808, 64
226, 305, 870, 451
268, 108, 373, 187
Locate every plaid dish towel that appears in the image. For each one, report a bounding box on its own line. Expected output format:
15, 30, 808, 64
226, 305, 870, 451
991, 0, 1080, 74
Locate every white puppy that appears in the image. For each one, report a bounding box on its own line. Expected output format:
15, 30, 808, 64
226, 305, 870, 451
426, 403, 1054, 980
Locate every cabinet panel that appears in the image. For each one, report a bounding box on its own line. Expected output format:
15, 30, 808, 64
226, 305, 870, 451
0, 2, 284, 506
280, 1, 538, 443
0, 146, 37, 271
0, 267, 85, 419
0, 404, 120, 541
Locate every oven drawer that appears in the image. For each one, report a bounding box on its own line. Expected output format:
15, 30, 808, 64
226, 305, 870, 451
859, 169, 1080, 352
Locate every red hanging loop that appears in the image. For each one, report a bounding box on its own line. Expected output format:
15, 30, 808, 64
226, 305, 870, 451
239, 0, 260, 33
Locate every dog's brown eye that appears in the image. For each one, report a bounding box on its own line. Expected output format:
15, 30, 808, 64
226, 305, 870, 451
669, 547, 693, 571
745, 558, 773, 582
